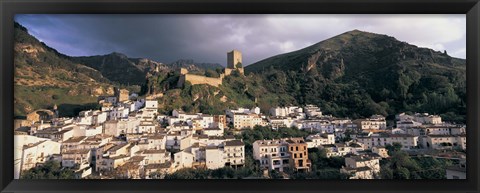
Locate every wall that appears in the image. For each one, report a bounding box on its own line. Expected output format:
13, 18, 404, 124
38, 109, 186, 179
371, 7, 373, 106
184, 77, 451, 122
180, 74, 223, 87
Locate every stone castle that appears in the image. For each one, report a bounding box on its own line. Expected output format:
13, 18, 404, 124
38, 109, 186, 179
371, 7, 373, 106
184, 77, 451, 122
177, 50, 244, 87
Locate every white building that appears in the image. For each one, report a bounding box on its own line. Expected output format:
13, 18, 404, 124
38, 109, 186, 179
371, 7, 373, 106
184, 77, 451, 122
205, 146, 225, 169
14, 134, 61, 179
341, 155, 380, 179
297, 119, 335, 133
103, 118, 141, 136
224, 140, 245, 168
413, 113, 442, 124
425, 134, 466, 150
174, 150, 194, 169
372, 146, 389, 158
253, 139, 290, 172
304, 104, 322, 117
306, 133, 335, 148
356, 133, 418, 150
145, 99, 158, 110
268, 116, 295, 129
354, 115, 387, 130
232, 113, 266, 130
226, 107, 261, 118
109, 106, 130, 120
269, 106, 302, 117
61, 149, 92, 168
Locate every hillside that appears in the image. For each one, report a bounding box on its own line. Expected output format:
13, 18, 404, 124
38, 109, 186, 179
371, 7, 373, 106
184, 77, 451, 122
14, 22, 115, 117
14, 24, 466, 123
70, 52, 160, 86
245, 30, 466, 122
71, 56, 224, 87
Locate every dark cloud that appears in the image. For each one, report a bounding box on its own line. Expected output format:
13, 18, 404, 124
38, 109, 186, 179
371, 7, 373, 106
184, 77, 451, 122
15, 14, 466, 66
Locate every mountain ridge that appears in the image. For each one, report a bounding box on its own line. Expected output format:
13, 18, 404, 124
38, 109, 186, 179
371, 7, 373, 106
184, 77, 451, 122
246, 29, 464, 73
14, 22, 466, 122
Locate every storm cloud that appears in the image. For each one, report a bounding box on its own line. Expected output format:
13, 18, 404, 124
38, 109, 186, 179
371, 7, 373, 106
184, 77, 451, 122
15, 14, 466, 66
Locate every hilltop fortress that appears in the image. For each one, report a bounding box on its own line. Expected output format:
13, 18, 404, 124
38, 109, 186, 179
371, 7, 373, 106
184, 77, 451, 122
177, 50, 244, 88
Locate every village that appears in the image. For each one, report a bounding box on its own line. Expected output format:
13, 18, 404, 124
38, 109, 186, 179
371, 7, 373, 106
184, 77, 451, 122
13, 50, 467, 180
13, 88, 467, 179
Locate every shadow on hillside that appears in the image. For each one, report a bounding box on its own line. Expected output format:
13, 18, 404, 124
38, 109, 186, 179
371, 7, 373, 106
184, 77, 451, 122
58, 103, 100, 117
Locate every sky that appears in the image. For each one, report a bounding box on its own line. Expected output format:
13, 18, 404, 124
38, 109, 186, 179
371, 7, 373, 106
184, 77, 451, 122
15, 14, 466, 66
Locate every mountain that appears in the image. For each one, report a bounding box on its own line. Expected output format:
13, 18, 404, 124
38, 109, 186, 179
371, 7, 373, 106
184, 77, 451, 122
246, 30, 464, 73
244, 30, 466, 122
70, 53, 169, 86
168, 59, 224, 73
14, 22, 115, 117
14, 23, 466, 123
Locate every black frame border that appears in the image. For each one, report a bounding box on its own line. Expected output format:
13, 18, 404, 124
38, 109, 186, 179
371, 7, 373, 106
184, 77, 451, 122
1, 0, 479, 193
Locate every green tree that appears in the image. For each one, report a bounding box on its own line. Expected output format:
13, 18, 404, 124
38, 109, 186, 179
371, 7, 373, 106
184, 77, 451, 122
20, 160, 76, 179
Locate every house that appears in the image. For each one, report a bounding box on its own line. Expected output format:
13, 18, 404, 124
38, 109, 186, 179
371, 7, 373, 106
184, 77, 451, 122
61, 149, 92, 168
205, 146, 225, 169
144, 162, 173, 179
372, 146, 389, 158
226, 107, 260, 118
61, 136, 88, 152
137, 121, 157, 134
232, 113, 266, 130
306, 133, 335, 148
253, 138, 311, 172
253, 139, 291, 172
136, 149, 171, 164
201, 127, 224, 137
286, 138, 311, 172
174, 150, 194, 169
143, 134, 167, 150
224, 140, 245, 168
390, 128, 406, 134
356, 133, 418, 150
268, 116, 295, 129
424, 134, 466, 150
145, 99, 158, 110
341, 155, 380, 179
303, 104, 322, 117
297, 119, 334, 133
413, 113, 442, 124
109, 106, 130, 120
323, 143, 353, 157
103, 118, 141, 136
396, 120, 422, 129
96, 154, 130, 172
269, 106, 302, 117
354, 115, 387, 130
166, 131, 192, 151
115, 159, 144, 179
17, 138, 61, 175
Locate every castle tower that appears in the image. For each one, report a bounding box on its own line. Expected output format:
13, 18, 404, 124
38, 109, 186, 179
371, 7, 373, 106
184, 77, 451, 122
227, 50, 242, 69
227, 50, 244, 75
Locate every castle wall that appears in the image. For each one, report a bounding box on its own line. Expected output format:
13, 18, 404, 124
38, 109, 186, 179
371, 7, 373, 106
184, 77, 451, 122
182, 74, 223, 87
